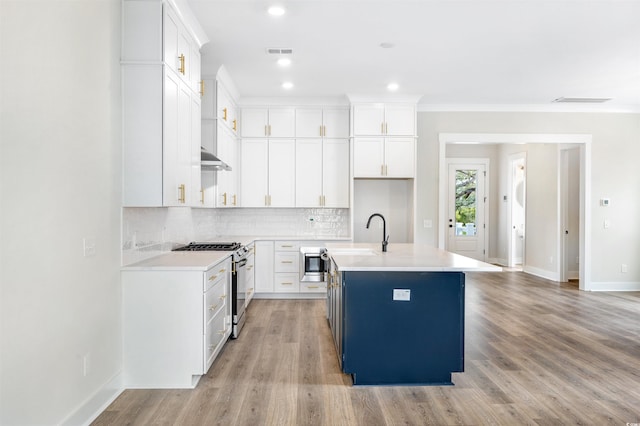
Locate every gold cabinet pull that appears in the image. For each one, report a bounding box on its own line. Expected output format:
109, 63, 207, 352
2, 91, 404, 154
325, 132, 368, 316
178, 184, 186, 203
281, 260, 293, 264
264, 125, 268, 136
281, 282, 293, 285
381, 165, 385, 176
233, 119, 237, 132
179, 54, 185, 75
209, 303, 219, 311
200, 188, 205, 204
208, 274, 218, 281
223, 192, 227, 206
232, 194, 237, 206
268, 124, 272, 136
381, 122, 385, 134
307, 286, 319, 289
199, 80, 205, 97
323, 125, 327, 137
281, 244, 293, 247
265, 195, 269, 206
223, 107, 228, 121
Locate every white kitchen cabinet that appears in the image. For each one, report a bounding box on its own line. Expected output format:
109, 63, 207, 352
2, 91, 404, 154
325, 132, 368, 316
245, 243, 256, 306
122, 0, 205, 207
122, 257, 232, 389
241, 107, 295, 137
296, 139, 349, 208
352, 103, 415, 136
295, 107, 349, 138
255, 241, 274, 293
216, 82, 238, 135
240, 139, 295, 207
353, 137, 415, 178
216, 125, 238, 207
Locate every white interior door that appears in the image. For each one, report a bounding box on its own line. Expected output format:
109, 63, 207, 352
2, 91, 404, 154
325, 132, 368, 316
508, 153, 526, 267
447, 161, 487, 261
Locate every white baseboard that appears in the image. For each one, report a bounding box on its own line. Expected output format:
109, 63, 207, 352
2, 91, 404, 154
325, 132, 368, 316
523, 265, 560, 282
254, 292, 326, 300
586, 281, 640, 291
488, 257, 507, 266
567, 270, 579, 280
60, 372, 123, 426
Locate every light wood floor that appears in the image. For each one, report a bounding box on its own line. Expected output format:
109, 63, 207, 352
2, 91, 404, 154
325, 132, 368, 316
94, 272, 640, 425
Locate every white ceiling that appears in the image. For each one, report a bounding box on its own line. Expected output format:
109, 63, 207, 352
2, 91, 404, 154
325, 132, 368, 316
188, 0, 640, 111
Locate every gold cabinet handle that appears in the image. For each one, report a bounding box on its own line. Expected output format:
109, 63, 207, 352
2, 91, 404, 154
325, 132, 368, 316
281, 282, 293, 285
233, 119, 237, 132
179, 54, 185, 75
200, 188, 205, 204
208, 274, 218, 281
381, 122, 385, 134
199, 80, 205, 97
223, 192, 227, 206
223, 107, 228, 121
386, 122, 389, 134
281, 245, 293, 247
323, 125, 327, 137
264, 125, 268, 136
217, 328, 227, 335
178, 184, 186, 203
265, 195, 269, 206
319, 125, 323, 137
307, 286, 319, 289
281, 260, 293, 264
209, 303, 219, 311
219, 294, 227, 300
232, 194, 237, 206
219, 268, 226, 273
268, 124, 272, 136
381, 165, 385, 176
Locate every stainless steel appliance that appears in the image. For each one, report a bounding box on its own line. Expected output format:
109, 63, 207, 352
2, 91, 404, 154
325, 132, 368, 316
300, 246, 327, 282
173, 242, 249, 338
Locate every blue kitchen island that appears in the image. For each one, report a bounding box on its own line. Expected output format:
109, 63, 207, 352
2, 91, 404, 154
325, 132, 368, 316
326, 243, 500, 386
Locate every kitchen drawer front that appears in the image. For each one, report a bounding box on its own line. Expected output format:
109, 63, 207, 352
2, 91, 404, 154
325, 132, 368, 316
204, 308, 228, 371
204, 260, 230, 292
274, 241, 300, 251
300, 281, 327, 293
274, 252, 298, 272
205, 278, 227, 324
274, 273, 300, 292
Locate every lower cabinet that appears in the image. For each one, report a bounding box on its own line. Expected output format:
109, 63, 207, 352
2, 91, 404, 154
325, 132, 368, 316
122, 257, 232, 389
245, 243, 255, 305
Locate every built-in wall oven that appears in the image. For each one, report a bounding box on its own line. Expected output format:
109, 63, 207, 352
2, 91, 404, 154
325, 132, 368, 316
300, 246, 327, 283
172, 241, 249, 339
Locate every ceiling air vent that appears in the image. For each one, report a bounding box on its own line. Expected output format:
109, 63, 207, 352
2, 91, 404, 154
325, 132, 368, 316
553, 97, 611, 103
267, 48, 293, 55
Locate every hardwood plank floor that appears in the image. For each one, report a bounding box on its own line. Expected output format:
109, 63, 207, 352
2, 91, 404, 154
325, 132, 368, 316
94, 272, 640, 425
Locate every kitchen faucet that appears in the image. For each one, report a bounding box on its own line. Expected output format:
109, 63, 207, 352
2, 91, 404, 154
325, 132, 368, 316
366, 213, 389, 252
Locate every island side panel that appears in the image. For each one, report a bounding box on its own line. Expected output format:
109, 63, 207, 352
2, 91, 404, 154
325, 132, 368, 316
341, 271, 465, 385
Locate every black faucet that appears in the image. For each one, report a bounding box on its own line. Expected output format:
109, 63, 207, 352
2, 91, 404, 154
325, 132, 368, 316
366, 213, 389, 252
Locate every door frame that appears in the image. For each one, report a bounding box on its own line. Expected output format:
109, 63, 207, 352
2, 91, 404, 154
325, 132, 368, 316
445, 158, 490, 261
507, 152, 526, 268
438, 133, 592, 291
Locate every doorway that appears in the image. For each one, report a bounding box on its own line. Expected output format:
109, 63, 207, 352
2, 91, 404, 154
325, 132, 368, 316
560, 147, 580, 282
508, 153, 526, 269
446, 159, 488, 261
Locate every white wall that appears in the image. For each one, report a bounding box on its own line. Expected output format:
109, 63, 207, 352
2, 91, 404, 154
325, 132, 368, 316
0, 1, 122, 424
416, 111, 640, 288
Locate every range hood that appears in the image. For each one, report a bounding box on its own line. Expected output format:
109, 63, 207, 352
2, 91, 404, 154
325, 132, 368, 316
201, 147, 231, 171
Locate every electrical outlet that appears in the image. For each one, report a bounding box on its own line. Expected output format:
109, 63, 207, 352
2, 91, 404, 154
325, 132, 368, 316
83, 237, 96, 257
621, 264, 628, 273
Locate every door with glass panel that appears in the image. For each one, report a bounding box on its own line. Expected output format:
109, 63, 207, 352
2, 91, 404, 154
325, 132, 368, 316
447, 162, 487, 261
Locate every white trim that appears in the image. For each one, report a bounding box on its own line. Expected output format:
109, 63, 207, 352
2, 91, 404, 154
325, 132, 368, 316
438, 133, 592, 291
587, 282, 640, 292
417, 103, 640, 113
60, 372, 124, 426
488, 257, 507, 266
523, 265, 560, 282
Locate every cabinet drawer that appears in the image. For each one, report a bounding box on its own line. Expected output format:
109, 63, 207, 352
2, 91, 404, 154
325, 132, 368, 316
274, 252, 298, 272
274, 273, 299, 292
205, 262, 229, 292
205, 278, 227, 324
204, 309, 228, 371
300, 281, 327, 293
275, 241, 300, 251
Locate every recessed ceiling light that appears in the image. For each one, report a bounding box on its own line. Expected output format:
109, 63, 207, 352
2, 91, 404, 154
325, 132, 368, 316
282, 82, 294, 89
277, 58, 291, 67
268, 5, 285, 16
387, 83, 399, 91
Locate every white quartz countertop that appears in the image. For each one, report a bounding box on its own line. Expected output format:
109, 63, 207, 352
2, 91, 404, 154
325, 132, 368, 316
122, 251, 232, 271
326, 243, 502, 272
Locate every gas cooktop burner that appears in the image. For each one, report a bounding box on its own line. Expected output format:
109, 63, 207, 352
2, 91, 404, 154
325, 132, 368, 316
173, 242, 241, 252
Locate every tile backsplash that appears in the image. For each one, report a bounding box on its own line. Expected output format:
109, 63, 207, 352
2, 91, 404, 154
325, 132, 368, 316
122, 207, 350, 265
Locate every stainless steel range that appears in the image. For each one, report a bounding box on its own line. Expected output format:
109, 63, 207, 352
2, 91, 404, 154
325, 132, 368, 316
173, 242, 249, 338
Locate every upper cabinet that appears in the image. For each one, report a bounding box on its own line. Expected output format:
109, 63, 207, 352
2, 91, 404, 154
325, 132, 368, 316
352, 103, 415, 136
241, 107, 295, 137
122, 0, 207, 207
295, 108, 349, 138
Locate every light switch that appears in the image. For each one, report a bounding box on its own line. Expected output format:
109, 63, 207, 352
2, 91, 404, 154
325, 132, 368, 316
603, 219, 610, 229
